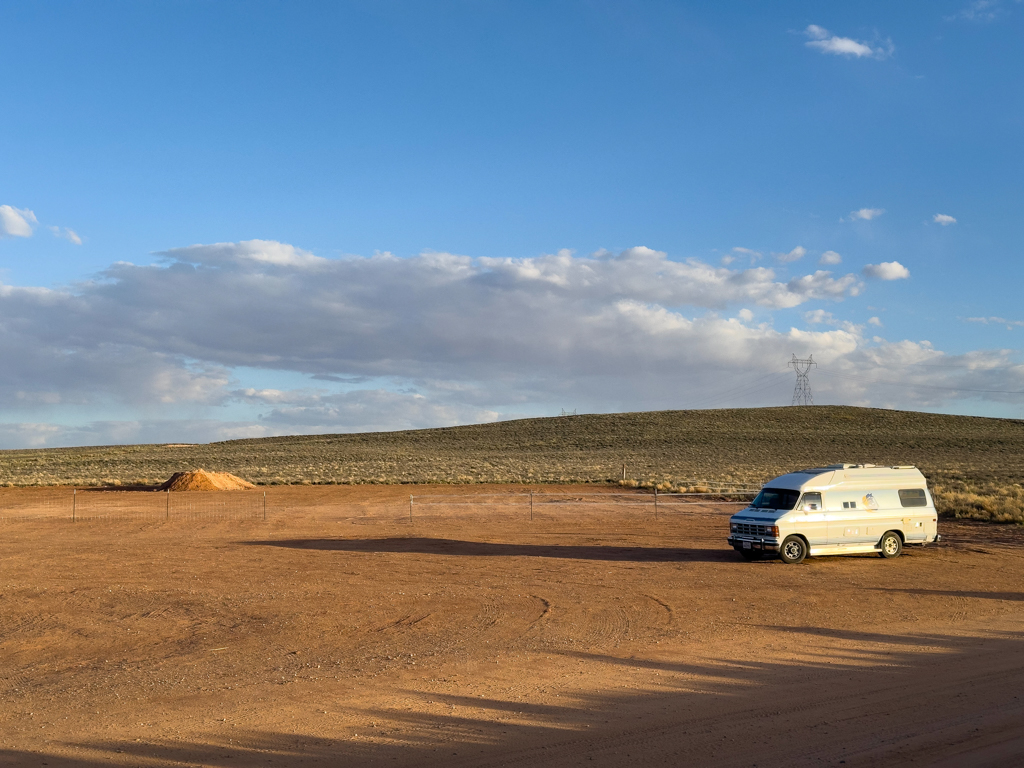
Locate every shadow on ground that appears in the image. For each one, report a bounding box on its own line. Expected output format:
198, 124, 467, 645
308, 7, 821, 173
869, 587, 1024, 602
11, 626, 1024, 768
241, 536, 735, 563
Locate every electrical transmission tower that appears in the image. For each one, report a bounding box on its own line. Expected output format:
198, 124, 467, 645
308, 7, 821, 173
789, 353, 816, 405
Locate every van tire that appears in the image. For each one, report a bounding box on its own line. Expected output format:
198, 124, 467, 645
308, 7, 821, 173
879, 531, 903, 559
779, 536, 808, 564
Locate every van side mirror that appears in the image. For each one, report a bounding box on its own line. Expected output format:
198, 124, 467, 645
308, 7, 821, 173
803, 503, 818, 512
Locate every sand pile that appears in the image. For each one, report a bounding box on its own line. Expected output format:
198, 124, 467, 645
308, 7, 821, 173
158, 470, 256, 491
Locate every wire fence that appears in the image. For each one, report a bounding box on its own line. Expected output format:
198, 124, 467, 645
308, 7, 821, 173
405, 489, 758, 520
0, 489, 267, 524
0, 487, 759, 524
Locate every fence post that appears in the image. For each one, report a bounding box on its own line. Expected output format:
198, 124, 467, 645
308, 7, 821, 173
530, 491, 534, 521
622, 464, 626, 481
263, 490, 267, 522
654, 486, 658, 519
73, 488, 76, 523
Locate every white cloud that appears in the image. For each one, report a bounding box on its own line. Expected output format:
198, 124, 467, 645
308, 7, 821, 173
863, 261, 911, 280
0, 239, 1018, 447
0, 207, 81, 244
255, 389, 500, 433
730, 246, 762, 262
804, 25, 893, 60
947, 0, 1001, 22
776, 246, 806, 263
812, 344, 1024, 409
966, 316, 1024, 329
785, 270, 863, 300
933, 214, 957, 226
819, 250, 843, 265
804, 309, 836, 325
49, 225, 83, 245
234, 387, 295, 404
0, 422, 64, 448
0, 243, 867, 408
848, 208, 885, 221
0, 419, 274, 449
868, 317, 883, 327
161, 239, 328, 268
0, 206, 37, 238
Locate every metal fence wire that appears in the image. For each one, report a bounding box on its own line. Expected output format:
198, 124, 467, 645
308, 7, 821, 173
405, 490, 758, 520
0, 489, 267, 524
0, 487, 757, 524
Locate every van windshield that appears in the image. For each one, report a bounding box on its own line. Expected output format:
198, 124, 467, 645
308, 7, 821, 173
750, 488, 800, 510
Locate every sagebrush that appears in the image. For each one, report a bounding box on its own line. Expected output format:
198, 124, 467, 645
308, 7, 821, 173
0, 406, 1021, 523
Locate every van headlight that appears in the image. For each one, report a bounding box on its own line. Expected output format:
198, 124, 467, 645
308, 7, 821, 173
768, 525, 780, 537
730, 522, 738, 533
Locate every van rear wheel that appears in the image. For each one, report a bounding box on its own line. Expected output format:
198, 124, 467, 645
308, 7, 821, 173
779, 536, 807, 564
879, 531, 903, 558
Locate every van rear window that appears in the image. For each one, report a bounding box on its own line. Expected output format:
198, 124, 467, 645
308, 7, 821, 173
750, 488, 800, 510
898, 488, 927, 507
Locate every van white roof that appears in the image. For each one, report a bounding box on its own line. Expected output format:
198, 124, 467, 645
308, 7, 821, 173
765, 464, 926, 492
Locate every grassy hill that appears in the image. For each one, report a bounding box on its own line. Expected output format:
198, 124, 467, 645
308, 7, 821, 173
1, 406, 1022, 522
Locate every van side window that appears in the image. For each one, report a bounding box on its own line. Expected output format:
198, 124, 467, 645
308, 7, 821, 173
800, 492, 822, 510
843, 501, 857, 509
898, 488, 927, 507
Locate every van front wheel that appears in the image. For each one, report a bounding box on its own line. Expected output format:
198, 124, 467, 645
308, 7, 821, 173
779, 536, 807, 564
879, 531, 903, 559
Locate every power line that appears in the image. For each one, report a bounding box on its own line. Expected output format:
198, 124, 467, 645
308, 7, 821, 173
890, 361, 1023, 371
685, 369, 791, 410
815, 367, 1024, 395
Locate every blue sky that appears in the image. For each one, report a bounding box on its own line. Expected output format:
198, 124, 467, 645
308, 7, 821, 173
1, 0, 1023, 447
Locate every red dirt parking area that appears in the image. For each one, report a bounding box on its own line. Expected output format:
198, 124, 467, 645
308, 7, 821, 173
1, 484, 1023, 767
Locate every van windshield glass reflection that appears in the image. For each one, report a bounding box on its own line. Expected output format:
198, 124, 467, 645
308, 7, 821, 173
750, 488, 800, 510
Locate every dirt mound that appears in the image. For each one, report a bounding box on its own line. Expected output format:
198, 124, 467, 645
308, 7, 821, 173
158, 469, 256, 491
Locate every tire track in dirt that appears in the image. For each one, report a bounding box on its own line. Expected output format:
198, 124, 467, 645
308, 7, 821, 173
522, 594, 552, 636
1, 488, 1022, 767
641, 593, 674, 625
436, 633, 1024, 768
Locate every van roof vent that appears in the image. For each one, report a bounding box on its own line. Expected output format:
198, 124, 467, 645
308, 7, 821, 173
822, 463, 877, 469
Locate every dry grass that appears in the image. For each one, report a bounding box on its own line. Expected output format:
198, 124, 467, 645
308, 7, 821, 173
0, 405, 1022, 522
929, 478, 1024, 524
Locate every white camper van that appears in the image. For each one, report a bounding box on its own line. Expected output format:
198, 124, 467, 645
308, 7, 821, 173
726, 464, 939, 564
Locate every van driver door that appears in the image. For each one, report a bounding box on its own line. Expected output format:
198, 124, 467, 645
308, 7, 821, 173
796, 492, 827, 547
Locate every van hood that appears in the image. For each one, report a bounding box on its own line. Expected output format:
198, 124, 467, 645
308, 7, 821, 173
731, 507, 787, 523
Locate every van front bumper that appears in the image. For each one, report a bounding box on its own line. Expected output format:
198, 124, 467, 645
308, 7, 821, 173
727, 535, 779, 553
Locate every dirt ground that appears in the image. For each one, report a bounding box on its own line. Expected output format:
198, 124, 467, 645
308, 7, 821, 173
1, 484, 1023, 767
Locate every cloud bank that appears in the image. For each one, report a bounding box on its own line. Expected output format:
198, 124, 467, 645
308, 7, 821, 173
0, 240, 1017, 447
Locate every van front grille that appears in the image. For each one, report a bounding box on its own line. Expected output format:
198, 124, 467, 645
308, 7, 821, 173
735, 523, 773, 536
